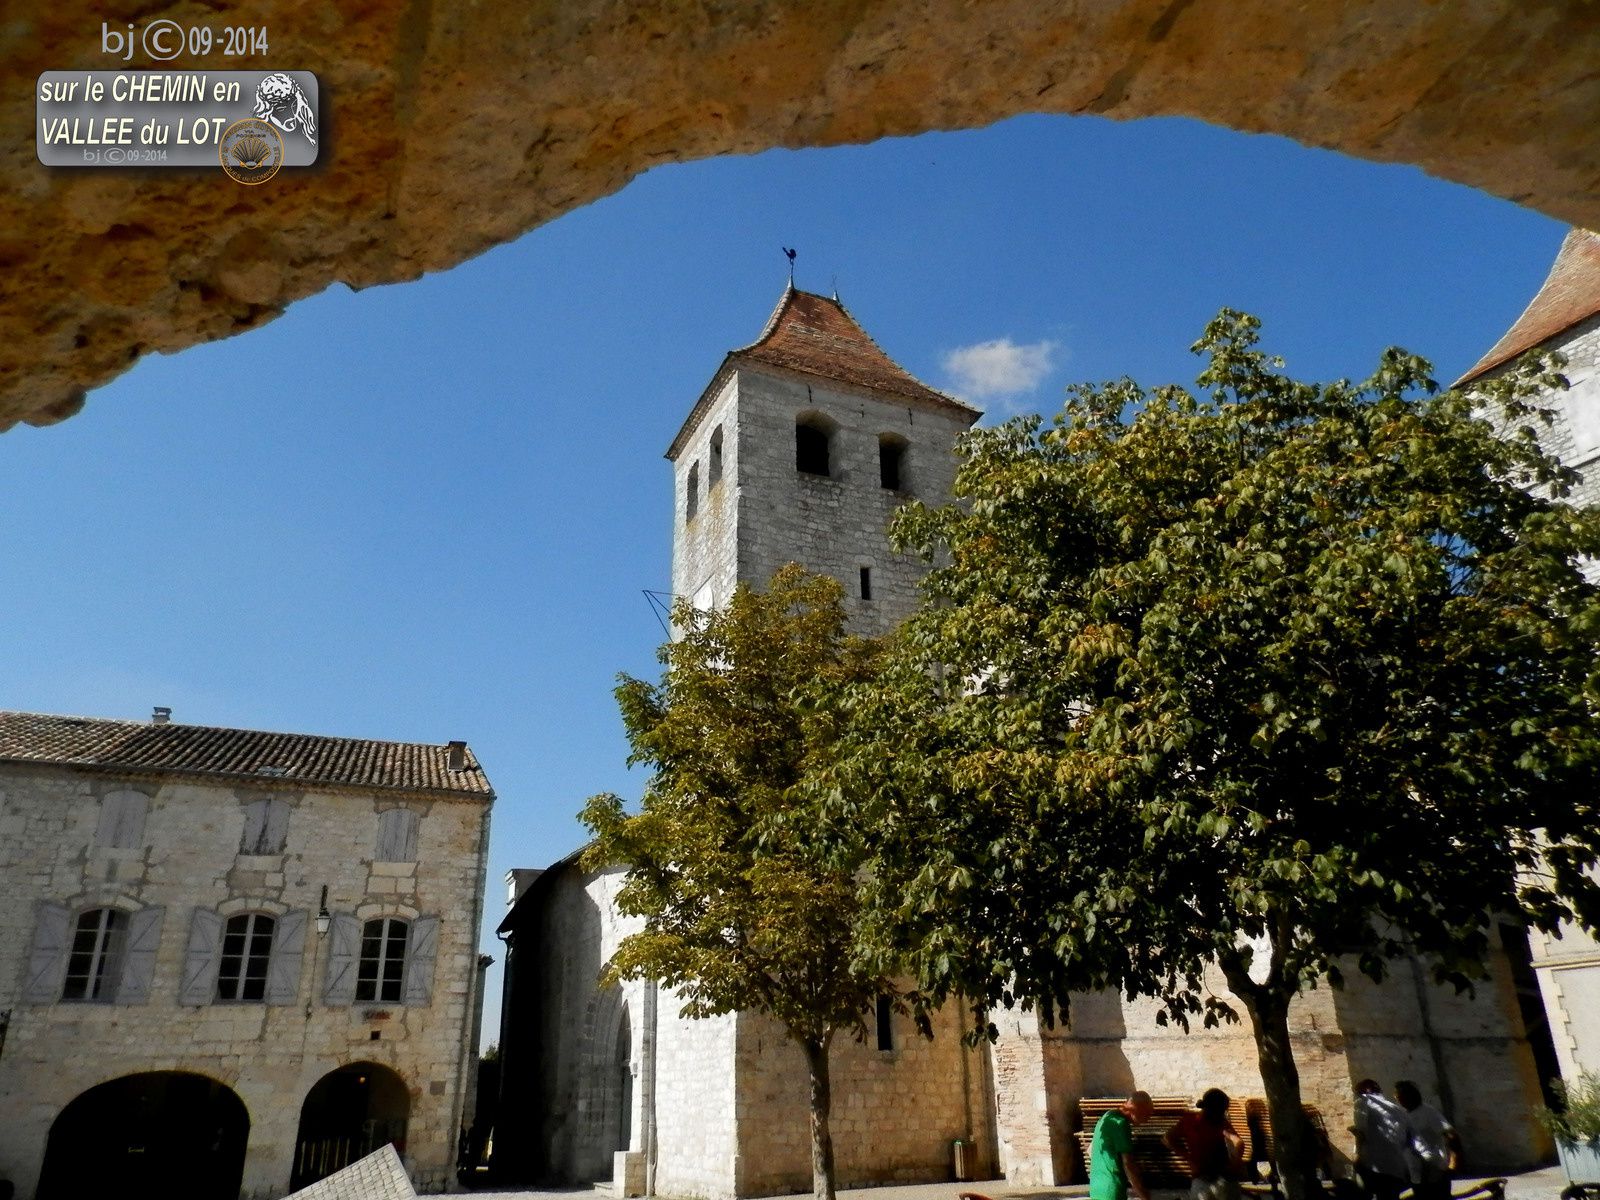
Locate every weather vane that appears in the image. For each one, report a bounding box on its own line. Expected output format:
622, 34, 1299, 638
782, 246, 796, 285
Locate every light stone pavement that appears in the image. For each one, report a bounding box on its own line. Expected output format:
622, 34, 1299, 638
471, 1164, 1571, 1200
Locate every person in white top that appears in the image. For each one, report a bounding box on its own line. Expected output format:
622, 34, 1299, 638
1353, 1079, 1413, 1200
1395, 1080, 1462, 1200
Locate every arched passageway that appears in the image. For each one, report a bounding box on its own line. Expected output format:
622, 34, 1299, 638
291, 1062, 412, 1191
3, 0, 1597, 432
614, 1005, 633, 1154
36, 1071, 249, 1200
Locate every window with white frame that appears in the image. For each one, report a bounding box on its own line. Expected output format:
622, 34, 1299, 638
323, 911, 438, 1007
62, 908, 129, 1002
216, 912, 276, 1001
23, 902, 161, 1007
357, 917, 410, 1003
179, 907, 306, 1006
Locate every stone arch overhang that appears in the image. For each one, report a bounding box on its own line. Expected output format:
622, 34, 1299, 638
3, 0, 1597, 431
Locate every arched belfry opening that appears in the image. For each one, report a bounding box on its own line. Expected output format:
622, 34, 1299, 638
879, 433, 908, 492
37, 1071, 249, 1200
291, 1061, 411, 1190
796, 414, 834, 478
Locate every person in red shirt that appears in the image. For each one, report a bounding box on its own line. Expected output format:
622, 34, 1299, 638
1165, 1088, 1247, 1200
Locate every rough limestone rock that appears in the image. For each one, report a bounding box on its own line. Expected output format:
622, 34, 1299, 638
3, 1, 1598, 430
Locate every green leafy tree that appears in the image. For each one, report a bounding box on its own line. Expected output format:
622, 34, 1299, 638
582, 564, 915, 1200
830, 312, 1600, 1200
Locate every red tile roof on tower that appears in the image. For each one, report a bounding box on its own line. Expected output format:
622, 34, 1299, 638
668, 286, 980, 459
0, 710, 494, 798
1458, 228, 1600, 386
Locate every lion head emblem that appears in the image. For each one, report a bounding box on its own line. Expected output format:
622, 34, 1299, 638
253, 73, 316, 148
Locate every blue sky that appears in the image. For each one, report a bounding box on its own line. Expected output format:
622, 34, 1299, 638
0, 113, 1566, 1043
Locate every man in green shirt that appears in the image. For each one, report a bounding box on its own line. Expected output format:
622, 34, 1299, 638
1090, 1090, 1155, 1200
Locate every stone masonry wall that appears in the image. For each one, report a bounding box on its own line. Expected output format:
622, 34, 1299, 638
520, 860, 742, 1198
715, 366, 972, 636
990, 941, 1549, 1186
0, 762, 489, 1199
730, 1000, 994, 1196
653, 1003, 740, 1199
672, 375, 741, 613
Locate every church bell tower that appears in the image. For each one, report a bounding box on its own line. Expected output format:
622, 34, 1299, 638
665, 286, 980, 635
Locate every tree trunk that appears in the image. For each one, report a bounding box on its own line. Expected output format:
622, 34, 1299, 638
802, 1033, 838, 1200
1222, 962, 1319, 1200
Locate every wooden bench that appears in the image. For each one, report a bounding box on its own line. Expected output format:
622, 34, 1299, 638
1072, 1095, 1337, 1193
1239, 1098, 1334, 1196
1073, 1096, 1204, 1187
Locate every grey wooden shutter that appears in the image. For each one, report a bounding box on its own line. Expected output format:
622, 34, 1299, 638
96, 789, 149, 849
403, 915, 439, 1006
323, 913, 360, 1005
263, 797, 290, 853
116, 905, 164, 1005
179, 909, 224, 1005
243, 797, 290, 854
266, 909, 307, 1004
376, 809, 418, 861
240, 799, 269, 853
23, 901, 71, 1004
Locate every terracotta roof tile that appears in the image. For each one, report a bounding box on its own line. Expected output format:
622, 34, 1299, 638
668, 287, 979, 459
0, 710, 493, 798
1458, 228, 1600, 385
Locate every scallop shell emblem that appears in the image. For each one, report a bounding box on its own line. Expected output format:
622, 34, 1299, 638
218, 119, 284, 185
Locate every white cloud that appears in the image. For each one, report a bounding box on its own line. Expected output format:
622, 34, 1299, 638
941, 337, 1060, 406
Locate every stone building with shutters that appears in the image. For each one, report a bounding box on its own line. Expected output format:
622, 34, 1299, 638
494, 284, 1564, 1200
0, 709, 494, 1200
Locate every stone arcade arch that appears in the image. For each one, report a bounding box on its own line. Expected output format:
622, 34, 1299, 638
572, 982, 635, 1180
291, 1061, 412, 1191
36, 1071, 249, 1200
3, 1, 1598, 433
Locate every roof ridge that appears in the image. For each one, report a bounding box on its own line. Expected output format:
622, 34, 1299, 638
0, 710, 493, 797
0, 708, 467, 752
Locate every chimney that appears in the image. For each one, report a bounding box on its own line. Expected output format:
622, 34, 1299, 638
152, 706, 172, 725
447, 740, 467, 771
506, 868, 543, 907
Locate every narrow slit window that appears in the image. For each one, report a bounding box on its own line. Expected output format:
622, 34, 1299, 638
875, 994, 894, 1051
860, 567, 873, 600
879, 437, 906, 491
686, 461, 700, 523
709, 426, 724, 487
